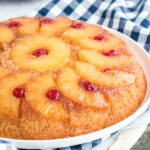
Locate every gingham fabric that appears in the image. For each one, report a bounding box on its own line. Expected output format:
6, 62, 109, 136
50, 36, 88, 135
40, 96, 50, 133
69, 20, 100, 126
2, 0, 150, 150
29, 0, 150, 53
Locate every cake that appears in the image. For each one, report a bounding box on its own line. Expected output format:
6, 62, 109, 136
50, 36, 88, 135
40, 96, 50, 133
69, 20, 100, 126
0, 17, 146, 140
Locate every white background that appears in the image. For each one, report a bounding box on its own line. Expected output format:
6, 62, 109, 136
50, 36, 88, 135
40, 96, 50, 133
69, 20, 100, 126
0, 0, 50, 21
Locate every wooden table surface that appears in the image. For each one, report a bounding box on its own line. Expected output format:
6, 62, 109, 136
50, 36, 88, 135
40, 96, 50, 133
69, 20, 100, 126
131, 124, 150, 150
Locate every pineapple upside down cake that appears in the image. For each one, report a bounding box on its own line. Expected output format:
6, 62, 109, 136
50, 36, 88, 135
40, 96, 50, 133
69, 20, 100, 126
0, 17, 146, 140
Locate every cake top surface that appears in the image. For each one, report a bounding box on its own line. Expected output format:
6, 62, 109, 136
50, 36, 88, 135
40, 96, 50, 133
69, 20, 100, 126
0, 16, 146, 121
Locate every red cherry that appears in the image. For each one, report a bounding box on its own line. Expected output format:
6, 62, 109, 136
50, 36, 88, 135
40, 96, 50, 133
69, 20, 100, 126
103, 68, 111, 72
40, 18, 54, 24
33, 48, 48, 57
71, 23, 85, 29
13, 87, 25, 98
82, 81, 97, 92
8, 21, 21, 28
46, 89, 61, 100
103, 50, 120, 57
94, 35, 105, 41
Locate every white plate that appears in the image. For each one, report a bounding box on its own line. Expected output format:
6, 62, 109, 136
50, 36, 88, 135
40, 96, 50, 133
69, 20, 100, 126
0, 26, 150, 149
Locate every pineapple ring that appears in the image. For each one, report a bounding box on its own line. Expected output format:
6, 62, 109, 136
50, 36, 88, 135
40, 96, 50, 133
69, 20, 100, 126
57, 67, 108, 109
10, 34, 70, 71
0, 25, 15, 43
25, 74, 66, 120
62, 21, 103, 40
0, 72, 31, 117
40, 16, 72, 35
79, 49, 134, 69
73, 34, 125, 51
6, 17, 39, 35
75, 62, 135, 87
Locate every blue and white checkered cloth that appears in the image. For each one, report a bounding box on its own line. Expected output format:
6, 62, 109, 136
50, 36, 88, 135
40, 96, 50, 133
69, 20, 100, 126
1, 0, 150, 149
29, 0, 150, 53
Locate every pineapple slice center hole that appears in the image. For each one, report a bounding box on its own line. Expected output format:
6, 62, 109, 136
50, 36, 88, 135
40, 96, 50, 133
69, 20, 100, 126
102, 68, 111, 72
46, 89, 61, 100
102, 50, 120, 57
40, 18, 54, 24
8, 21, 22, 28
93, 35, 105, 41
13, 87, 25, 98
71, 23, 85, 29
79, 79, 98, 92
32, 48, 48, 57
